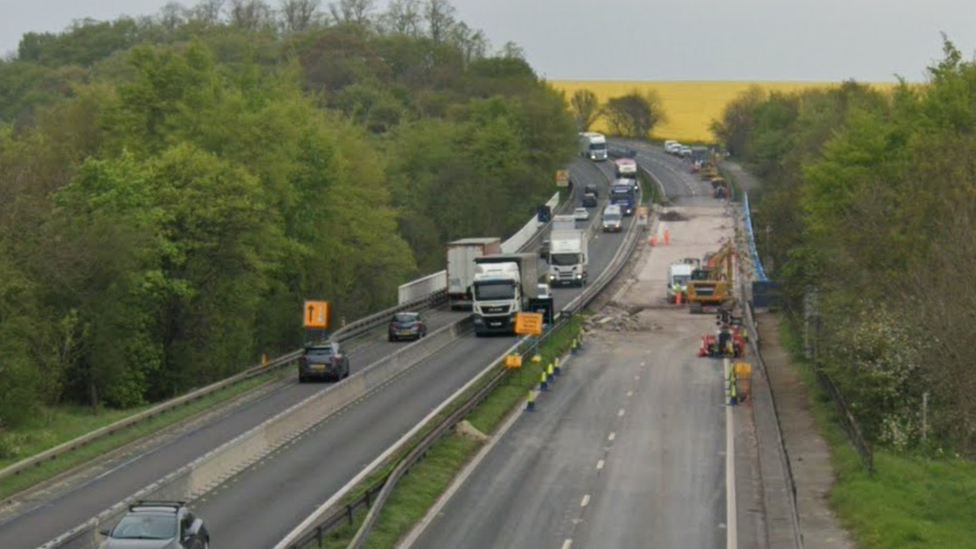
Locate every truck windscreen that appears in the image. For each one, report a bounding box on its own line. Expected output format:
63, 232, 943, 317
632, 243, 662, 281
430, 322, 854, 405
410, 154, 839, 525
474, 282, 516, 300
590, 143, 607, 151
550, 253, 580, 266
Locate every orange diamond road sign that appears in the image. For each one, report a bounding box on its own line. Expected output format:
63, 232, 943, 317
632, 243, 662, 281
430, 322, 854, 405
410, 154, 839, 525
638, 205, 650, 219
514, 312, 543, 335
505, 354, 522, 368
303, 300, 330, 329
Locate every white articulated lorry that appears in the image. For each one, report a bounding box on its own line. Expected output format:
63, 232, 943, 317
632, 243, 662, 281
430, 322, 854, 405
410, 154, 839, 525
471, 253, 539, 335
446, 237, 502, 310
547, 229, 588, 287
579, 132, 608, 161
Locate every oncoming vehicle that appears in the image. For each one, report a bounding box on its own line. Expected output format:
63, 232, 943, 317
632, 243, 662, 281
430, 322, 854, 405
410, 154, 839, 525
298, 342, 350, 382
578, 132, 608, 161
609, 182, 636, 216
388, 312, 428, 342
101, 501, 209, 549
537, 282, 552, 300
602, 204, 622, 232
613, 157, 638, 180
584, 183, 599, 197
664, 140, 680, 154
573, 207, 590, 221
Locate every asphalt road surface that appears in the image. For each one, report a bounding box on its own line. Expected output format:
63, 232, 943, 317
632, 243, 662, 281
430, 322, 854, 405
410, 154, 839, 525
0, 158, 630, 549
408, 146, 754, 549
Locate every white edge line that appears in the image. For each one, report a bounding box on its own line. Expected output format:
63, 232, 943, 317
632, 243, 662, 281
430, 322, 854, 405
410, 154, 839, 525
726, 394, 738, 549
397, 353, 577, 549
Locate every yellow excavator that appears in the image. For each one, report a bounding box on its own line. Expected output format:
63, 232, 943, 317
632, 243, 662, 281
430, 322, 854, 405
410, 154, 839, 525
686, 241, 736, 314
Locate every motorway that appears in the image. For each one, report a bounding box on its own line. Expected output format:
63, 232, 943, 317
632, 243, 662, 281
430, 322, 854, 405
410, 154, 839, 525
191, 158, 630, 548
406, 142, 759, 549
0, 159, 624, 549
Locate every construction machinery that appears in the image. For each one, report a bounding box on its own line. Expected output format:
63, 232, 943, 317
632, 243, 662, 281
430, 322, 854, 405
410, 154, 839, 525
686, 241, 735, 314
697, 308, 747, 358
710, 176, 730, 199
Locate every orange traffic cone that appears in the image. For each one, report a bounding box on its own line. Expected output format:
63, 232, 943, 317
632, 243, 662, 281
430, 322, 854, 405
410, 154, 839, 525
663, 229, 670, 245
697, 336, 708, 357
649, 235, 657, 247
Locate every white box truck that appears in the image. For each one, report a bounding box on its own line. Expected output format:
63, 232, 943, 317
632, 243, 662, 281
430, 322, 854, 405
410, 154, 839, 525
472, 253, 540, 335
547, 229, 588, 287
551, 214, 578, 232
446, 237, 502, 310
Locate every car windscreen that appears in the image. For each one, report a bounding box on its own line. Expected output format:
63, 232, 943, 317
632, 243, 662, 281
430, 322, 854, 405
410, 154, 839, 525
603, 213, 621, 222
474, 281, 516, 300
112, 514, 177, 540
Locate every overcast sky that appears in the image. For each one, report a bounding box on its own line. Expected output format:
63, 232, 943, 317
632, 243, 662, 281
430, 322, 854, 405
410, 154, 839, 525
2, 0, 973, 82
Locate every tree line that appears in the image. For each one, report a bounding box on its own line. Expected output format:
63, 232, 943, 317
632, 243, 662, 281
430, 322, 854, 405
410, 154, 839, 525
712, 38, 976, 455
568, 88, 666, 137
0, 0, 576, 433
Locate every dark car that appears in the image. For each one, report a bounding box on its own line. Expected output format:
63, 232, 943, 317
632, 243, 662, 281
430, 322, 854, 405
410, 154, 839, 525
582, 192, 598, 208
298, 342, 350, 382
388, 312, 428, 342
101, 501, 209, 549
584, 183, 599, 197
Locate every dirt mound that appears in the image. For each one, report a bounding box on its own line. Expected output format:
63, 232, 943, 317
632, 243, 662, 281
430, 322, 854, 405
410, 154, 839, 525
455, 420, 488, 442
659, 210, 687, 221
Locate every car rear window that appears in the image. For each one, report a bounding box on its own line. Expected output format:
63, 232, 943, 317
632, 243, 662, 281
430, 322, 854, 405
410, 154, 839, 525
394, 313, 418, 322
305, 346, 334, 358
113, 514, 177, 540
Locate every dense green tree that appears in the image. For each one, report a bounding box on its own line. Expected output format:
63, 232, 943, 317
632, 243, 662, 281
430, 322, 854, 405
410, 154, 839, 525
604, 89, 666, 139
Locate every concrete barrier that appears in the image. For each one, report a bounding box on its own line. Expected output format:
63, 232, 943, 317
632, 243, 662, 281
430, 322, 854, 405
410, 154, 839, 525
398, 270, 447, 305
41, 318, 473, 549
502, 191, 560, 253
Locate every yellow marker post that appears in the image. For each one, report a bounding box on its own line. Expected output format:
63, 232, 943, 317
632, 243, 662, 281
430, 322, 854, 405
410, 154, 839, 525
546, 363, 554, 383
540, 371, 549, 391
526, 390, 536, 412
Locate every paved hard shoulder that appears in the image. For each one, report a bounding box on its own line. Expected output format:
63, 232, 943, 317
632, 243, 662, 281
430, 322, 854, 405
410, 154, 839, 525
754, 312, 855, 549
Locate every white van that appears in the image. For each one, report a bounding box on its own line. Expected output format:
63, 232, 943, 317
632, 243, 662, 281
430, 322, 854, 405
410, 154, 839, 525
602, 204, 622, 232
667, 263, 694, 301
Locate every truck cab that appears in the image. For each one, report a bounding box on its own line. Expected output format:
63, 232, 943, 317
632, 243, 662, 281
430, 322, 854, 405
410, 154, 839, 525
548, 229, 588, 287
472, 254, 539, 335
579, 132, 608, 162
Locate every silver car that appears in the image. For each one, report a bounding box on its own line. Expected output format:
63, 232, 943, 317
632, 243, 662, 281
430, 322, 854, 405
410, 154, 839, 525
101, 501, 209, 549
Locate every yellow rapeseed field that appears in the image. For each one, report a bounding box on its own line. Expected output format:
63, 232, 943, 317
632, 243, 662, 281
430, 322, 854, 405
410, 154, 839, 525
550, 81, 893, 143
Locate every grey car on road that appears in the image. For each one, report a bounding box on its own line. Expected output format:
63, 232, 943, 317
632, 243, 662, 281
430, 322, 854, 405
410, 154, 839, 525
100, 501, 209, 549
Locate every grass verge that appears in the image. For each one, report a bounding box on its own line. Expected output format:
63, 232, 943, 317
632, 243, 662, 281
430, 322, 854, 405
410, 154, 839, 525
0, 369, 288, 501
776, 316, 976, 549
316, 316, 585, 549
